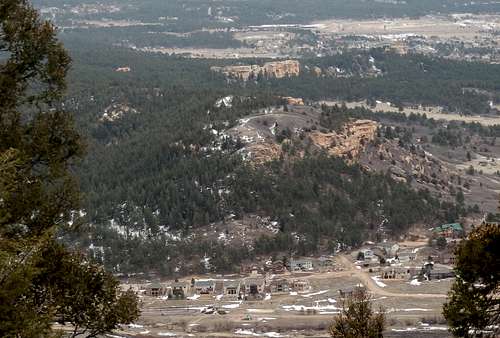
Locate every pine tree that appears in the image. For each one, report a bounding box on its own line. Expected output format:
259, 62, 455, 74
329, 288, 385, 338
0, 1, 139, 336
443, 223, 500, 337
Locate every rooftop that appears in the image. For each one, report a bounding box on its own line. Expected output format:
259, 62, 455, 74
433, 223, 463, 232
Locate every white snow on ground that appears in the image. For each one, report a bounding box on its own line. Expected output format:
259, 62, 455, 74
127, 323, 144, 328
386, 308, 431, 313
187, 294, 200, 300
234, 329, 285, 337
223, 301, 242, 309
158, 333, 177, 337
264, 293, 271, 300
247, 309, 275, 313
216, 294, 223, 300
140, 331, 150, 335
282, 304, 339, 312
215, 95, 234, 108
289, 291, 297, 296
392, 325, 448, 332
409, 279, 421, 286
302, 290, 329, 297
328, 298, 337, 303
371, 276, 387, 288
263, 333, 284, 337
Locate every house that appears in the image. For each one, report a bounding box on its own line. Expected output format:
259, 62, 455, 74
244, 277, 266, 297
170, 281, 190, 299
290, 259, 313, 271
420, 262, 455, 280
380, 267, 419, 280
359, 249, 374, 260
266, 260, 286, 274
397, 250, 417, 263
223, 280, 241, 297
269, 279, 290, 293
428, 267, 455, 280
432, 223, 464, 238
194, 280, 215, 295
145, 282, 167, 297
377, 242, 400, 257
339, 285, 366, 298
291, 279, 310, 292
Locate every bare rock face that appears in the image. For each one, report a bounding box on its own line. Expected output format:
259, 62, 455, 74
100, 103, 139, 122
309, 120, 379, 160
245, 142, 283, 165
282, 96, 304, 105
211, 60, 300, 81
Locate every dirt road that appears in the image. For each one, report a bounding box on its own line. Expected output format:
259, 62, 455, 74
311, 255, 448, 299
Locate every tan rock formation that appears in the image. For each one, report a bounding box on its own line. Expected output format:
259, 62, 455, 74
262, 60, 300, 79
282, 96, 304, 105
211, 60, 300, 81
246, 142, 283, 165
309, 120, 378, 160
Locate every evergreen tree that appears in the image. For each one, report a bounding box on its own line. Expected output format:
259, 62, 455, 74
443, 223, 500, 337
0, 1, 139, 336
329, 288, 385, 338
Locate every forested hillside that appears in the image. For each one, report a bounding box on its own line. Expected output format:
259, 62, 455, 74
54, 41, 500, 275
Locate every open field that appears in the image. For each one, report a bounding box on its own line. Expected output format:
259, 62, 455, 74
313, 14, 500, 40
321, 100, 500, 126
133, 46, 284, 59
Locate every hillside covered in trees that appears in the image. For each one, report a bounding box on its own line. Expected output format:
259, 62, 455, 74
52, 39, 500, 275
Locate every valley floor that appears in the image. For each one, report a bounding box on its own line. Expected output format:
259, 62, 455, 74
114, 255, 453, 338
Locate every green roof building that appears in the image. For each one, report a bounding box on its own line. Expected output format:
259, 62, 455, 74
432, 223, 464, 238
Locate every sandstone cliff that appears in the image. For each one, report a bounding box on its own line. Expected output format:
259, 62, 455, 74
211, 60, 300, 81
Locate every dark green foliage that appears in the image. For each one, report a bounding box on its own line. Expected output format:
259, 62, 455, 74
229, 154, 447, 245
443, 223, 500, 337
0, 1, 139, 336
329, 288, 385, 338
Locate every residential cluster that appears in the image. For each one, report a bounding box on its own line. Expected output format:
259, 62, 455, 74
356, 223, 465, 282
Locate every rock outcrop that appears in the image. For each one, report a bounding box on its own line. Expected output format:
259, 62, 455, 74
211, 60, 300, 81
309, 120, 379, 160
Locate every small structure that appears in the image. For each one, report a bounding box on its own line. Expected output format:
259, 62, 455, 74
359, 249, 374, 260
432, 223, 464, 238
397, 250, 417, 263
145, 282, 167, 297
268, 260, 287, 274
269, 278, 290, 293
291, 279, 310, 292
244, 277, 266, 297
170, 281, 190, 299
339, 285, 366, 298
194, 280, 215, 295
377, 242, 400, 257
290, 258, 313, 271
380, 267, 419, 280
224, 280, 241, 297
420, 262, 455, 280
